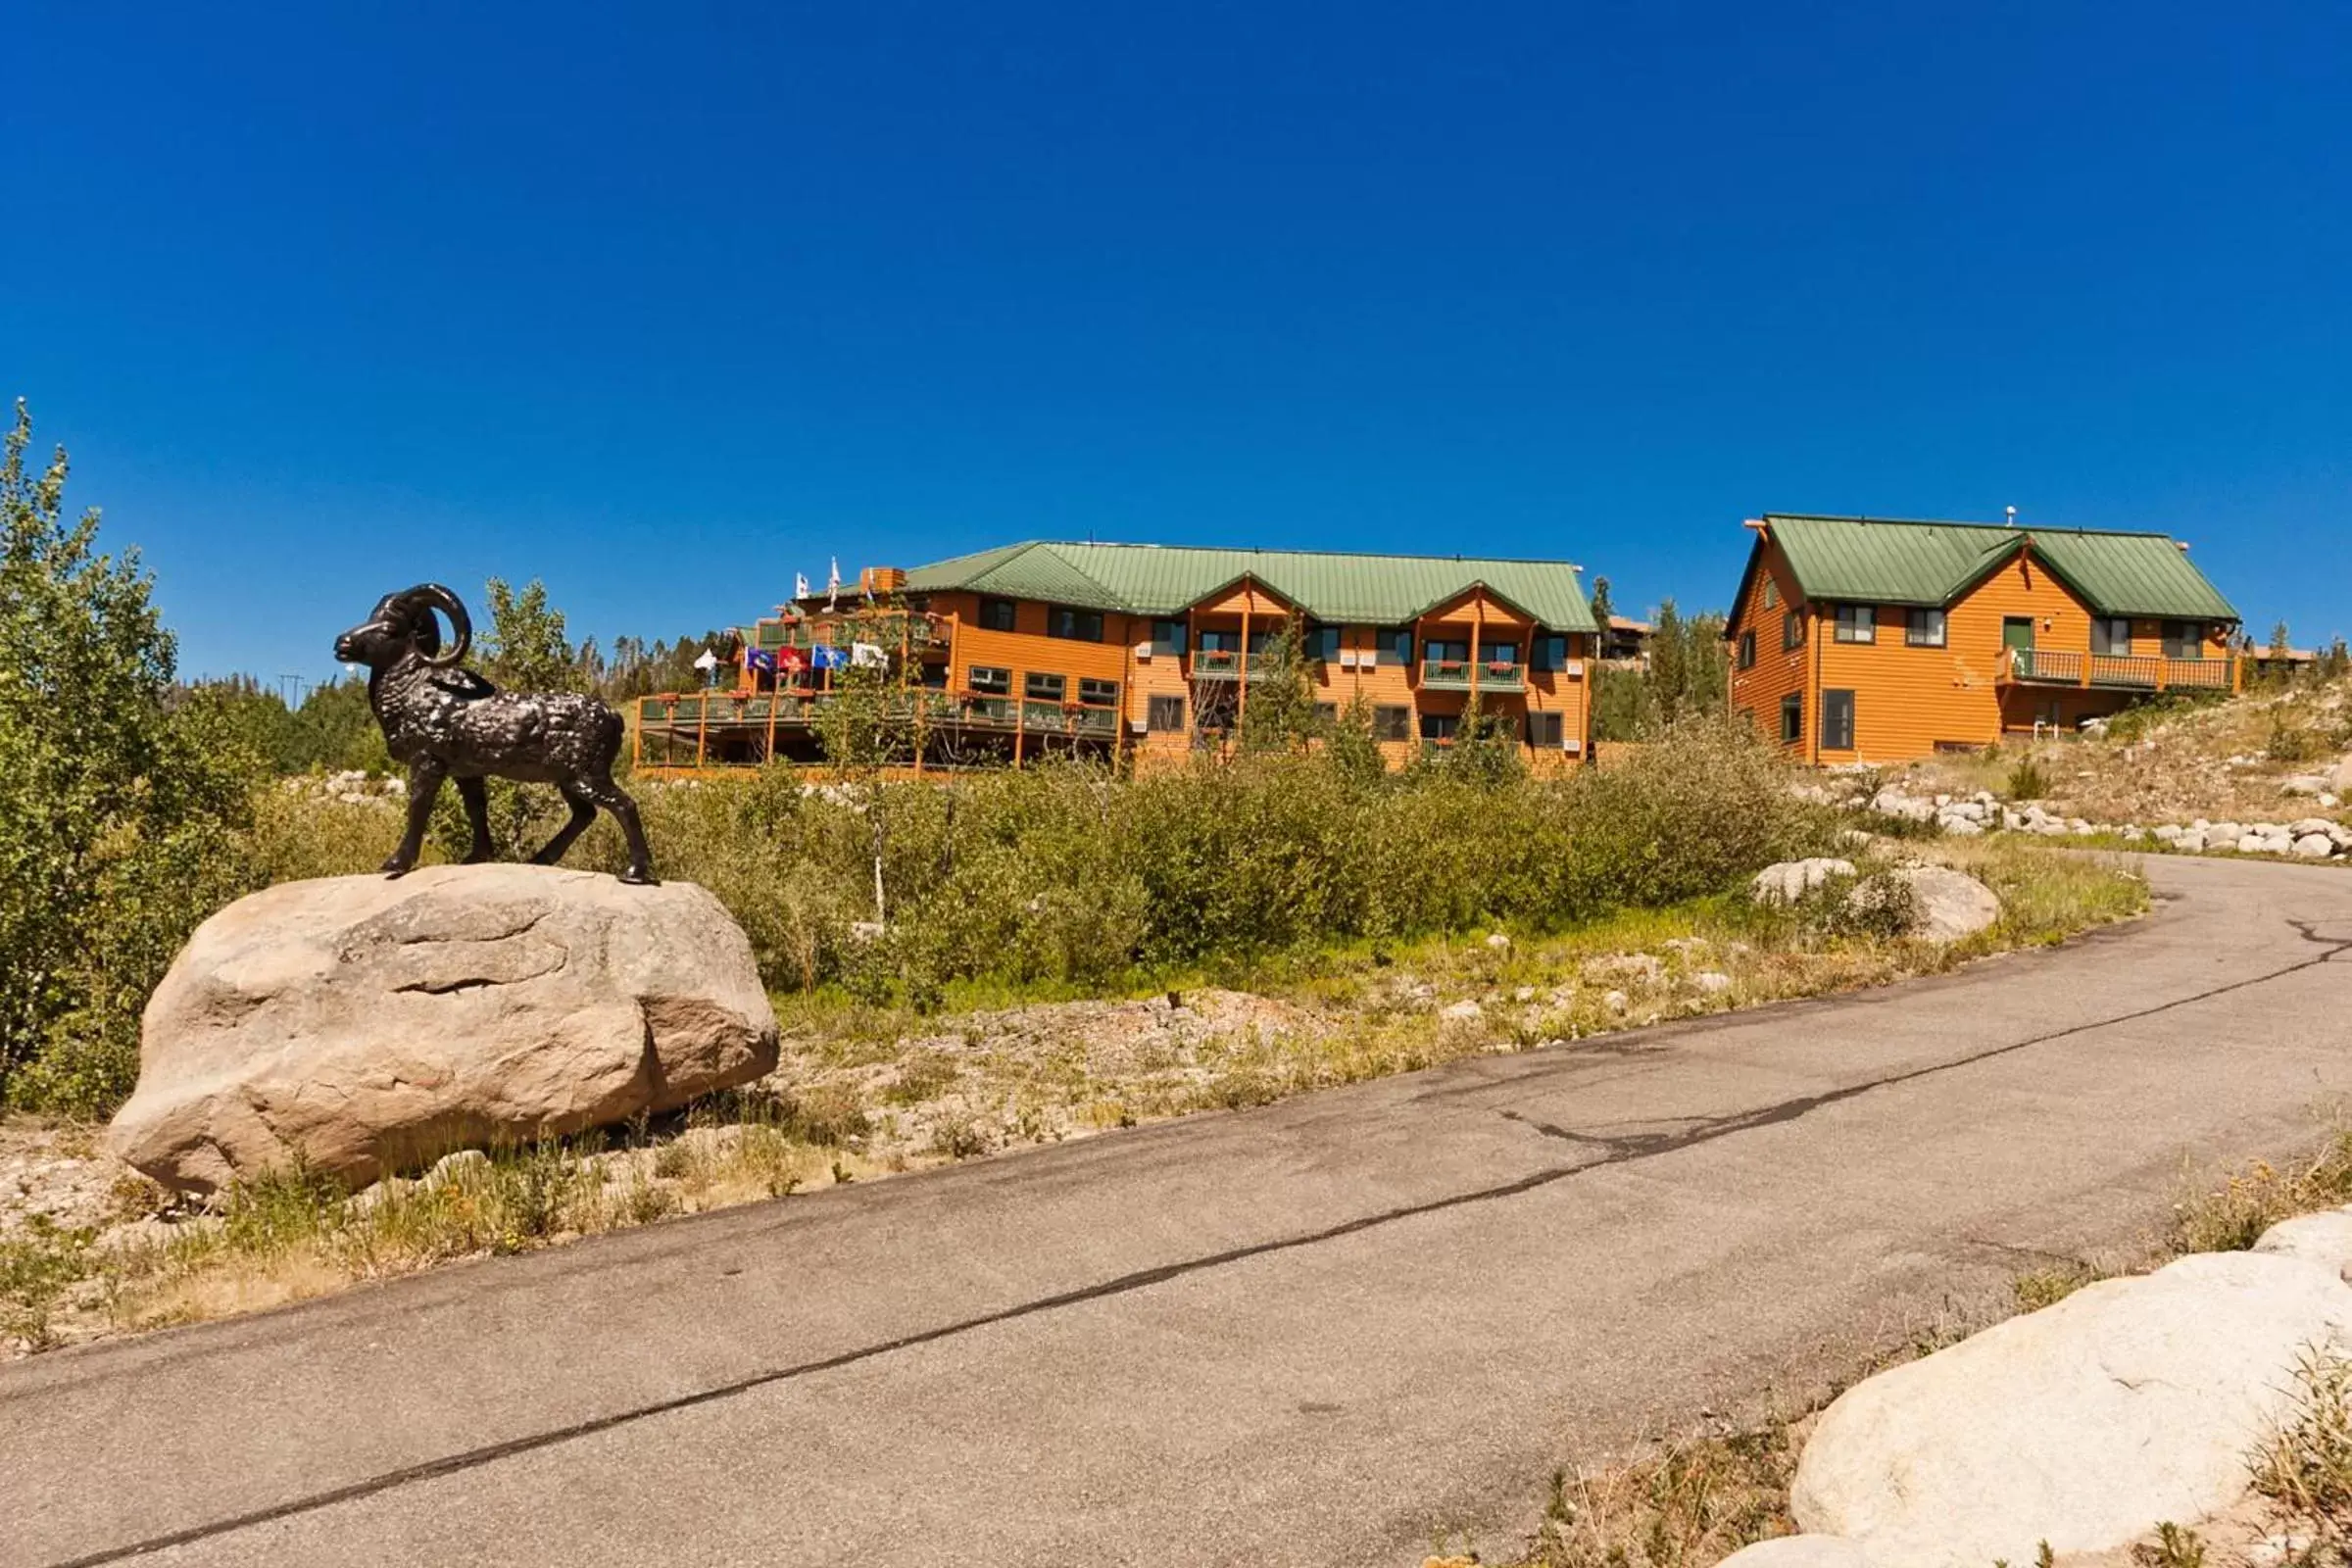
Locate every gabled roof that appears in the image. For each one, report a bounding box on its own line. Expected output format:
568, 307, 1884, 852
900, 541, 1599, 632
1760, 514, 2238, 621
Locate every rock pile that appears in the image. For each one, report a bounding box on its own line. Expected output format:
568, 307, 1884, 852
1859, 784, 2352, 861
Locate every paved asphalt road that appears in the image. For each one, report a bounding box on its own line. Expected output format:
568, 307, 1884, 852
8, 854, 2352, 1568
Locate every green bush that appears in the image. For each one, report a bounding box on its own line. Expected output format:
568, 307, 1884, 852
0, 405, 271, 1113
2005, 758, 2050, 801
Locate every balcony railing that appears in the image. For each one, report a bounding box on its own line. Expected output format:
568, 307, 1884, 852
1419, 658, 1525, 691
640, 690, 1116, 735
2001, 648, 2234, 691
1190, 648, 1263, 679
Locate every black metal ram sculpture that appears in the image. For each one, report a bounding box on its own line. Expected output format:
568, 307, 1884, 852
333, 583, 656, 884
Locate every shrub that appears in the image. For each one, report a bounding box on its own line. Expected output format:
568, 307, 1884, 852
2004, 758, 2049, 801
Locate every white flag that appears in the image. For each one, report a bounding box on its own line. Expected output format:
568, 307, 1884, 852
826, 557, 841, 611
795, 572, 810, 600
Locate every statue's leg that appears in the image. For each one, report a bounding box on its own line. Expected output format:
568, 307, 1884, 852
592, 777, 658, 885
385, 761, 445, 876
456, 776, 495, 863
530, 781, 600, 867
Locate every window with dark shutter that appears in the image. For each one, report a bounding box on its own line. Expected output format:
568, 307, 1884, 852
1024, 671, 1065, 702
1151, 619, 1188, 656
1780, 693, 1802, 745
1738, 630, 1757, 668
1527, 711, 1564, 748
1078, 677, 1118, 707
1147, 694, 1186, 731
977, 599, 1017, 632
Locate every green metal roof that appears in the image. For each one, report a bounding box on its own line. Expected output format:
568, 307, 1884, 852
1764, 514, 2238, 621
900, 541, 1599, 632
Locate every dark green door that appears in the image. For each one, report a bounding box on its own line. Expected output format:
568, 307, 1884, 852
2002, 616, 2035, 652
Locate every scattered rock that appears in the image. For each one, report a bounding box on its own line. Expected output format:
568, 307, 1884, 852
1484, 932, 1511, 953
1691, 971, 1734, 995
2296, 833, 2334, 858
108, 866, 781, 1196
1601, 990, 1629, 1014
1751, 858, 1857, 906
1438, 1000, 1484, 1023
1790, 1250, 2352, 1567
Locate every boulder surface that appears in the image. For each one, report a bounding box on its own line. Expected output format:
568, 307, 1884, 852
1880, 864, 2001, 943
1791, 1250, 2352, 1568
109, 865, 778, 1194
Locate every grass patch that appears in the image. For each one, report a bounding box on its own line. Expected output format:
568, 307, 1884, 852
2170, 1134, 2352, 1254
2251, 1346, 2352, 1544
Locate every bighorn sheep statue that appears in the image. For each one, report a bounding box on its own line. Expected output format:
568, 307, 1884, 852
333, 583, 656, 884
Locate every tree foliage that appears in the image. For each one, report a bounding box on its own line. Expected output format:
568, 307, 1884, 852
0, 402, 262, 1110
1592, 597, 1730, 741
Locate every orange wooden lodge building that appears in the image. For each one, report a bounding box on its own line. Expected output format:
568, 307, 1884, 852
1728, 514, 2242, 764
634, 541, 1602, 777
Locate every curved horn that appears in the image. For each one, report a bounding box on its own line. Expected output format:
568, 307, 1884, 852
393, 583, 472, 667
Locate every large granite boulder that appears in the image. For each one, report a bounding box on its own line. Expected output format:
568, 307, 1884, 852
1854, 864, 2002, 944
1791, 1250, 2352, 1567
108, 866, 778, 1195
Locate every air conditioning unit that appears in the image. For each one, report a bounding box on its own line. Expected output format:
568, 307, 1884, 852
1130, 718, 1150, 735
1134, 642, 1152, 662
1563, 660, 1586, 678
1562, 737, 1584, 754
1337, 648, 1359, 667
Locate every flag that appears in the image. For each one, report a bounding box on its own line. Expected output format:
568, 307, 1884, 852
826, 557, 841, 611
851, 641, 888, 668
747, 648, 777, 674
810, 646, 847, 671
795, 572, 810, 600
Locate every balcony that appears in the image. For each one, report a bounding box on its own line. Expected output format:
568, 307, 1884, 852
1189, 648, 1265, 680
1419, 658, 1525, 691
2000, 649, 2234, 691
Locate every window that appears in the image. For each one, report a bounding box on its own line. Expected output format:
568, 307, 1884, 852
1532, 634, 1568, 671
919, 662, 949, 689
1150, 619, 1188, 656
2092, 617, 2132, 656
1763, 578, 1780, 610
977, 598, 1017, 633
1485, 641, 1519, 669
1078, 677, 1119, 707
968, 665, 1010, 696
1148, 694, 1186, 731
1783, 612, 1805, 651
2163, 620, 2201, 660
1419, 712, 1459, 742
1380, 627, 1414, 665
1425, 639, 1469, 668
1309, 625, 1341, 662
1821, 689, 1855, 752
1833, 605, 1876, 644
1024, 671, 1065, 702
1198, 627, 1239, 654
1373, 704, 1411, 741
1906, 609, 1947, 648
1047, 608, 1103, 643
1737, 630, 1757, 669
1312, 702, 1337, 725
1527, 711, 1564, 748
1780, 693, 1803, 746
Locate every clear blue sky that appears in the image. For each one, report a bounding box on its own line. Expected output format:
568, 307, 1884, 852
10, 1, 2348, 684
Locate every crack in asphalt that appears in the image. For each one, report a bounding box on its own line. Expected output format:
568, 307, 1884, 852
46, 923, 2352, 1567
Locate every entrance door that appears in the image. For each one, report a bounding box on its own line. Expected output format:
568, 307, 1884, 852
2003, 616, 2035, 677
